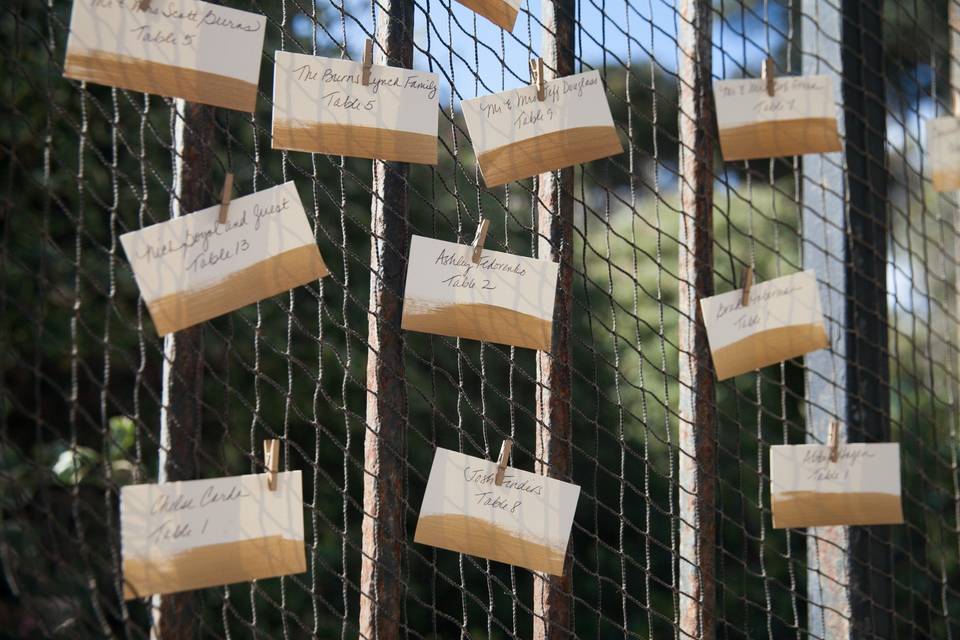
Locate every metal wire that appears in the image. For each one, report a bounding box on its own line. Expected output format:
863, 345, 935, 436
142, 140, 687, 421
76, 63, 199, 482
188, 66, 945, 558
0, 0, 959, 638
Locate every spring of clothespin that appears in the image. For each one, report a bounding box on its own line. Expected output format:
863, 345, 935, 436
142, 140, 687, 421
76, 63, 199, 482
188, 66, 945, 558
264, 439, 280, 490
471, 218, 490, 264
361, 39, 374, 87
741, 265, 754, 306
494, 438, 513, 486
827, 419, 840, 463
218, 172, 234, 225
762, 56, 776, 97
529, 58, 545, 101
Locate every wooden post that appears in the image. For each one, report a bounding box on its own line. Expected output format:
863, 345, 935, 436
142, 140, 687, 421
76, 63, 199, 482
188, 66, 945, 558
676, 0, 717, 638
151, 99, 214, 639
801, 0, 850, 635
357, 2, 413, 638
532, 0, 575, 637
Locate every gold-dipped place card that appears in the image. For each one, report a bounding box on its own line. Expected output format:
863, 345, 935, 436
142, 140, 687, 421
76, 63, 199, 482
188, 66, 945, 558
414, 448, 580, 576
700, 269, 828, 380
271, 51, 439, 164
461, 69, 622, 186
120, 181, 329, 336
401, 235, 558, 350
121, 471, 306, 599
63, 0, 266, 112
455, 0, 521, 31
927, 117, 960, 191
714, 75, 842, 161
770, 443, 904, 529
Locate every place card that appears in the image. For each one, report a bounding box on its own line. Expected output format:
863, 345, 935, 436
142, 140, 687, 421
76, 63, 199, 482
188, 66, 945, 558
927, 117, 960, 191
121, 471, 305, 598
272, 51, 439, 164
414, 448, 580, 575
714, 75, 842, 160
455, 0, 521, 30
401, 235, 558, 350
700, 269, 829, 380
770, 443, 904, 528
63, 0, 266, 112
120, 181, 328, 336
461, 69, 622, 186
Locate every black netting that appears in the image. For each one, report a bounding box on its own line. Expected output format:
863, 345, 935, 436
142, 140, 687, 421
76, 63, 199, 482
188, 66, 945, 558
0, 0, 958, 638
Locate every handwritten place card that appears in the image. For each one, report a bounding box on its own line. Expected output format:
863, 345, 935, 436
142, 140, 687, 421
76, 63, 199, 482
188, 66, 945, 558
927, 117, 960, 191
461, 70, 622, 186
415, 448, 580, 575
454, 0, 521, 31
770, 443, 903, 528
700, 269, 828, 380
714, 75, 842, 160
64, 0, 266, 112
121, 471, 305, 598
401, 235, 558, 350
272, 51, 439, 164
120, 181, 328, 336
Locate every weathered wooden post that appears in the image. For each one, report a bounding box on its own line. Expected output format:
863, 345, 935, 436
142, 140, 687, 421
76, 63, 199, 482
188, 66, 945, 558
532, 0, 575, 637
358, 2, 413, 638
152, 99, 214, 639
676, 0, 717, 637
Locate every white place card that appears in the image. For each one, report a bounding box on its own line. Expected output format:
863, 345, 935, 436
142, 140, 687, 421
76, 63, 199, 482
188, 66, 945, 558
120, 181, 329, 336
700, 269, 829, 380
272, 51, 439, 164
770, 443, 904, 528
121, 471, 306, 598
401, 235, 558, 350
714, 75, 842, 160
461, 69, 622, 186
414, 448, 581, 575
64, 0, 266, 112
927, 116, 960, 192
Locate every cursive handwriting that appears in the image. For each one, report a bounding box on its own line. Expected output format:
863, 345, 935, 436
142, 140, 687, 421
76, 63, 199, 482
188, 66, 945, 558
434, 248, 527, 277
136, 197, 291, 281
802, 447, 876, 482
476, 73, 602, 121
291, 64, 438, 100
713, 283, 802, 321
463, 466, 544, 496
90, 0, 263, 34
150, 483, 252, 516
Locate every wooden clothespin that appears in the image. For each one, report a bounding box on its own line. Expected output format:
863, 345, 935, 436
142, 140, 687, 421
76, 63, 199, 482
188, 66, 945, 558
741, 265, 754, 306
827, 419, 840, 463
138, 0, 152, 10
218, 172, 234, 225
494, 438, 513, 486
471, 218, 490, 264
361, 39, 374, 87
762, 56, 776, 97
529, 58, 545, 101
264, 438, 279, 490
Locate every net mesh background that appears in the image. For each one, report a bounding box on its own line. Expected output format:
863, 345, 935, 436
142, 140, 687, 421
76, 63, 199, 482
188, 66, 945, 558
0, 0, 958, 638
